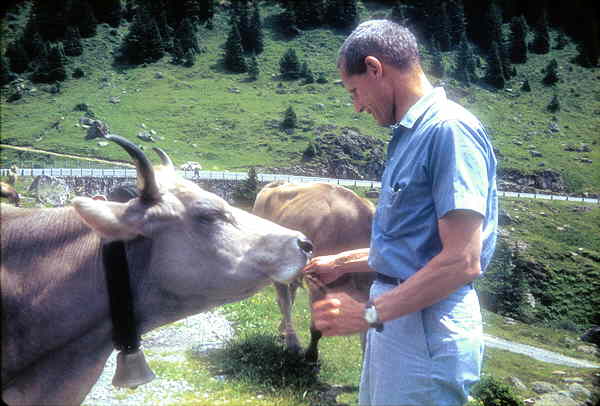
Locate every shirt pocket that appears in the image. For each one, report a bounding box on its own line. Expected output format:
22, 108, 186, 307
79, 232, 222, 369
380, 180, 409, 236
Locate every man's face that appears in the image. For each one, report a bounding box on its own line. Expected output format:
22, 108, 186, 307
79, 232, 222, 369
339, 62, 395, 127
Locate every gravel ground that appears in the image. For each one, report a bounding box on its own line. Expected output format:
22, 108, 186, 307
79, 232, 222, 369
83, 311, 235, 406
484, 334, 600, 368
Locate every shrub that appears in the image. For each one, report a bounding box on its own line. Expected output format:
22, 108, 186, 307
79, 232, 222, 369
72, 67, 85, 79
281, 106, 297, 129
279, 48, 301, 80
471, 376, 524, 406
211, 333, 319, 390
233, 167, 259, 206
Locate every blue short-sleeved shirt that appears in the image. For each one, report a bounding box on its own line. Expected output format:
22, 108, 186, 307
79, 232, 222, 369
368, 87, 498, 281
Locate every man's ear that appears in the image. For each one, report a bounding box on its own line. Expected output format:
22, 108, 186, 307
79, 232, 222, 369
73, 197, 142, 240
364, 56, 383, 78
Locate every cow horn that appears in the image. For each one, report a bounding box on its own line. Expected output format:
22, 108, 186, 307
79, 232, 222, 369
112, 349, 156, 388
152, 147, 174, 170
105, 134, 160, 203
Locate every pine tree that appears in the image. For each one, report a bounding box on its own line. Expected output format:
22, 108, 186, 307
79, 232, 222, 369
157, 11, 175, 53
247, 53, 259, 81
0, 54, 12, 86
454, 31, 476, 85
449, 0, 467, 44
574, 12, 599, 68
282, 106, 297, 129
430, 40, 445, 78
294, 0, 316, 29
247, 1, 264, 54
32, 0, 68, 41
434, 2, 452, 51
483, 1, 503, 53
389, 4, 407, 25
279, 48, 301, 79
530, 8, 550, 54
121, 7, 165, 64
68, 0, 98, 38
105, 0, 123, 27
300, 61, 314, 83
547, 94, 560, 113
6, 38, 30, 74
224, 17, 247, 72
327, 0, 357, 30
46, 43, 67, 82
542, 59, 559, 86
233, 0, 252, 52
173, 18, 200, 65
64, 27, 84, 57
509, 15, 528, 63
233, 167, 259, 206
485, 41, 505, 89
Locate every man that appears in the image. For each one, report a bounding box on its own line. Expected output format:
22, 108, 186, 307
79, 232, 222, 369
304, 20, 497, 406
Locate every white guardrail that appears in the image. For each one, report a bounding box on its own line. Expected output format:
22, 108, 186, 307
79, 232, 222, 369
1, 167, 599, 204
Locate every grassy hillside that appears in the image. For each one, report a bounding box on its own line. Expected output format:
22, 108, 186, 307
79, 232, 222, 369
1, 1, 599, 194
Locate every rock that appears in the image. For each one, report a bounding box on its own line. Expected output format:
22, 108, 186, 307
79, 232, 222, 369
85, 120, 109, 139
97, 141, 109, 147
365, 189, 380, 198
28, 176, 70, 207
532, 381, 559, 394
581, 326, 600, 345
109, 96, 120, 104
576, 344, 598, 355
508, 376, 528, 391
530, 150, 543, 158
568, 383, 591, 400
534, 392, 578, 406
137, 131, 155, 142
548, 122, 560, 133
498, 209, 513, 226
563, 377, 585, 384
155, 72, 164, 79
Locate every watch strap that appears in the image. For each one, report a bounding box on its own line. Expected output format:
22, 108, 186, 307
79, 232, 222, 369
366, 299, 384, 332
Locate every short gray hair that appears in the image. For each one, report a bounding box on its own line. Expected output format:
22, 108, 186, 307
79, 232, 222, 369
337, 20, 420, 75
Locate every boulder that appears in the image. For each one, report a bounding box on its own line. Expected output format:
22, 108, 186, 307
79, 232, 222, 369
531, 381, 559, 394
534, 392, 578, 406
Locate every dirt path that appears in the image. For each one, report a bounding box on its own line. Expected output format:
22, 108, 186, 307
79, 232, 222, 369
0, 144, 133, 167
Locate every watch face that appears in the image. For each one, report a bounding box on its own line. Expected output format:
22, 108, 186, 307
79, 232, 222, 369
365, 306, 378, 324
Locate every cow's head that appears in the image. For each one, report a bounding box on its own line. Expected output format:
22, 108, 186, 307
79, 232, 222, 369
72, 135, 313, 292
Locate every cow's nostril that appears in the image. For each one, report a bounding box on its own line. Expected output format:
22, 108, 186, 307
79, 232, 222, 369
297, 238, 313, 254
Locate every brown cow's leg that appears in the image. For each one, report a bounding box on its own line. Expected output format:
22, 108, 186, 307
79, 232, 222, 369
304, 323, 322, 363
274, 281, 302, 352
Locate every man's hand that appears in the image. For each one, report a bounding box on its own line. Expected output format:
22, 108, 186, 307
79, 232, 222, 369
302, 255, 345, 285
311, 292, 369, 336
303, 249, 371, 285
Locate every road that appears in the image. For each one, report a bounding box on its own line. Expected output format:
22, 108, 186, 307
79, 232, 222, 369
1, 166, 598, 204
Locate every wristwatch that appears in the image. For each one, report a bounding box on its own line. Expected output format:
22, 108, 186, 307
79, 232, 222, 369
364, 299, 384, 332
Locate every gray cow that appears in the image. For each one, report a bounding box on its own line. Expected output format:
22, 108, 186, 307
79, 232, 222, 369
1, 135, 313, 406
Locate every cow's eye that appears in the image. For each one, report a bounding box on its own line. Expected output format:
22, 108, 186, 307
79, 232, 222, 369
194, 208, 233, 225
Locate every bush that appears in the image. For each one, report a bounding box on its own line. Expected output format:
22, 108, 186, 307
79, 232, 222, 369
210, 333, 320, 390
471, 376, 524, 406
72, 67, 85, 79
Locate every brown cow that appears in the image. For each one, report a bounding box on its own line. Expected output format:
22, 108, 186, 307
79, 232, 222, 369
0, 181, 20, 206
253, 181, 375, 362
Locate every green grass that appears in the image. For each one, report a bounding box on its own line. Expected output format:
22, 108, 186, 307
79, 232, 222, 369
2, 3, 599, 193
131, 285, 598, 406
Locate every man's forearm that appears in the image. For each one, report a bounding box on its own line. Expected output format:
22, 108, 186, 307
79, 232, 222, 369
373, 250, 479, 323
335, 248, 372, 274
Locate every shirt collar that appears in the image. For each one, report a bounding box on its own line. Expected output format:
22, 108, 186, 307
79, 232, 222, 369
392, 87, 446, 130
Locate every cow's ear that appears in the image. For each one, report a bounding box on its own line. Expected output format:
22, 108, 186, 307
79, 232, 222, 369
73, 197, 141, 240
